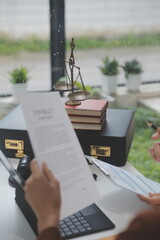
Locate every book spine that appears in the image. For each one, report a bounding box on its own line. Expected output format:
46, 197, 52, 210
69, 111, 106, 124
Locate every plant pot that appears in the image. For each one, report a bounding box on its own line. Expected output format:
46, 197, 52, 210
12, 83, 27, 102
101, 75, 117, 95
126, 74, 141, 92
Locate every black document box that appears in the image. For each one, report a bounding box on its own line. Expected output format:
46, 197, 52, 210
75, 108, 135, 166
0, 106, 34, 159
0, 106, 134, 166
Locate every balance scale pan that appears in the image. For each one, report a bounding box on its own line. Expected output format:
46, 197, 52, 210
68, 91, 91, 101
54, 83, 72, 91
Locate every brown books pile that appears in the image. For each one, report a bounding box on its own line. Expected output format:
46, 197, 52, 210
64, 99, 108, 130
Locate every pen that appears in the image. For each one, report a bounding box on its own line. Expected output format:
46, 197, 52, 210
146, 121, 160, 134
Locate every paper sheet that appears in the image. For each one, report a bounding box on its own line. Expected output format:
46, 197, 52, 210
86, 156, 160, 196
19, 92, 100, 219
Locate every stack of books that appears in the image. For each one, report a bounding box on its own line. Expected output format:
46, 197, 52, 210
64, 99, 108, 130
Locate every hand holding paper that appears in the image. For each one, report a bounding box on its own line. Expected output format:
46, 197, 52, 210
86, 155, 160, 196
19, 92, 100, 219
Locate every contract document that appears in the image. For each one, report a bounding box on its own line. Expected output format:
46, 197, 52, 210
86, 156, 160, 196
19, 92, 100, 219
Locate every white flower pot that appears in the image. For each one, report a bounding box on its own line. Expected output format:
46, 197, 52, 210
101, 75, 117, 95
126, 74, 141, 92
12, 83, 27, 102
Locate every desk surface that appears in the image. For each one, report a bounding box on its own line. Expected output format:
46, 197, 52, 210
0, 159, 150, 240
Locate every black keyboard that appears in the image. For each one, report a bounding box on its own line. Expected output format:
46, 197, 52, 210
59, 211, 93, 239
59, 204, 115, 239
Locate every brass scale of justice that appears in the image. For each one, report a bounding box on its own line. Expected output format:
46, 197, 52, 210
54, 38, 91, 106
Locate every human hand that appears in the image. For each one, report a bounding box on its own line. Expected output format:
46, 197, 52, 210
24, 159, 61, 233
137, 193, 160, 209
149, 142, 160, 163
151, 132, 160, 140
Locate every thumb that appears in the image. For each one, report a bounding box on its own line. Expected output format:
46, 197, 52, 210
149, 193, 160, 197
151, 132, 160, 140
30, 159, 41, 175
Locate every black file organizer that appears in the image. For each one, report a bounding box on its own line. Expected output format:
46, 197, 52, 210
0, 106, 134, 166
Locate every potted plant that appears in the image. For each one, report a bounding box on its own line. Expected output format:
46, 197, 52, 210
9, 66, 29, 101
123, 59, 143, 92
99, 57, 119, 95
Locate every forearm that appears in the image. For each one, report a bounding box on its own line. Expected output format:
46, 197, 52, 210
36, 226, 63, 240
37, 213, 60, 234
116, 209, 160, 240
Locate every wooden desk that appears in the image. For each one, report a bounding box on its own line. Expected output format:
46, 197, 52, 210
0, 159, 150, 240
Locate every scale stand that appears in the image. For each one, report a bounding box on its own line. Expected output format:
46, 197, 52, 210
54, 38, 91, 106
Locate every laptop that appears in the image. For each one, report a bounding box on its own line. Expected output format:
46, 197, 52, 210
0, 150, 115, 239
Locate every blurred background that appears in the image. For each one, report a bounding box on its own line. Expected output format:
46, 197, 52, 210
0, 0, 160, 181
0, 0, 160, 92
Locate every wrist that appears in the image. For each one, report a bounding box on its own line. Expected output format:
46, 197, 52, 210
38, 213, 60, 233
